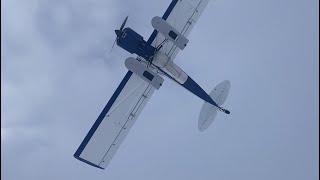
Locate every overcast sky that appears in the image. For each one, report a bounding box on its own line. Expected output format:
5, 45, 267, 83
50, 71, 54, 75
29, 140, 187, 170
1, 0, 319, 180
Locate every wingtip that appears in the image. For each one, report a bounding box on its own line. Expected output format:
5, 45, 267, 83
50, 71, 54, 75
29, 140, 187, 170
74, 155, 105, 170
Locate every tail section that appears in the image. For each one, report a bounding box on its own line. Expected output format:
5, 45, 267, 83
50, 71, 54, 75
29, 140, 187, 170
198, 80, 231, 132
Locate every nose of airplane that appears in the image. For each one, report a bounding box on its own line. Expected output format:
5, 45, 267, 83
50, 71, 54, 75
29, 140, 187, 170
115, 30, 122, 37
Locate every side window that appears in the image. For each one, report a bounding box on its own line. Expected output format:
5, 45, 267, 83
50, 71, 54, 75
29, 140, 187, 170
143, 71, 154, 81
168, 30, 178, 40
122, 32, 127, 38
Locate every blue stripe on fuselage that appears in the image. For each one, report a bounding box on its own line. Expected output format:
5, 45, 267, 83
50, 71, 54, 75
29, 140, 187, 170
147, 0, 179, 44
155, 65, 219, 108
182, 77, 219, 107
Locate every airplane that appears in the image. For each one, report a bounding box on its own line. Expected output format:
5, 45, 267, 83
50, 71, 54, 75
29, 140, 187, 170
74, 0, 231, 169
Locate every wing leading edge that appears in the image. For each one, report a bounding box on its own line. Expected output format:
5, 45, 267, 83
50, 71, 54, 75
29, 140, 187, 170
74, 71, 156, 169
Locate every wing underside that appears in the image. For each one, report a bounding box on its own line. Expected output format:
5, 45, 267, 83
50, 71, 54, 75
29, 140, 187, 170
148, 0, 209, 60
74, 71, 155, 169
74, 0, 210, 170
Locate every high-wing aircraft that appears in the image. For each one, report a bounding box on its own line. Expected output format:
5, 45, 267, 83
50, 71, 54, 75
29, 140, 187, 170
74, 0, 231, 169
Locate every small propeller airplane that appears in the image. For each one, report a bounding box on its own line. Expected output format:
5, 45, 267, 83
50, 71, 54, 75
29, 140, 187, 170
74, 0, 231, 169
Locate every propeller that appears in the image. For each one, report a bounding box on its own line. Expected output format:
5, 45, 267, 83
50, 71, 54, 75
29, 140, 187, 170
114, 16, 128, 39
111, 16, 128, 52
120, 16, 128, 31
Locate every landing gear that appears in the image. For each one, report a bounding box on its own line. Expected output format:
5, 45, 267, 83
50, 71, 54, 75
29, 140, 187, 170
146, 39, 168, 67
218, 107, 230, 114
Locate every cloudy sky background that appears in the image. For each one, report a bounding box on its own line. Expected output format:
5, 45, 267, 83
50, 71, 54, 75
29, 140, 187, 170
1, 0, 319, 179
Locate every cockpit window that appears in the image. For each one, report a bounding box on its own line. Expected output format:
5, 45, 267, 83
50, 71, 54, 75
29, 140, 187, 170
122, 33, 127, 38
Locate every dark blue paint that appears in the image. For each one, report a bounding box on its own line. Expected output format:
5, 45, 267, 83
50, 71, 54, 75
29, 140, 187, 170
155, 66, 219, 108
74, 156, 104, 169
182, 77, 219, 107
116, 28, 155, 60
117, 28, 143, 54
162, 0, 179, 20
147, 0, 179, 44
117, 0, 179, 58
147, 30, 158, 45
74, 71, 133, 167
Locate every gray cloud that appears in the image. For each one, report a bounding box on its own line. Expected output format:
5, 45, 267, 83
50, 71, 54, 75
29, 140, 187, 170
2, 0, 319, 180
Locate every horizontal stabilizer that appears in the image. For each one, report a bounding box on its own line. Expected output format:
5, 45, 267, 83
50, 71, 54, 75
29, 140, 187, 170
198, 80, 230, 132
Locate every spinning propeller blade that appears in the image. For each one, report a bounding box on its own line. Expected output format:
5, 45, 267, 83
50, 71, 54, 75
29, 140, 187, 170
114, 16, 128, 37
120, 16, 128, 31
110, 39, 116, 52
111, 16, 129, 52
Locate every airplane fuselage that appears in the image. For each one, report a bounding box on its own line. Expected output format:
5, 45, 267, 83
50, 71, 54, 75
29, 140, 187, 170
116, 27, 228, 113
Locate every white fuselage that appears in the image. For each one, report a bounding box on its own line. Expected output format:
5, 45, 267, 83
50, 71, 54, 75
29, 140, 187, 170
152, 52, 188, 84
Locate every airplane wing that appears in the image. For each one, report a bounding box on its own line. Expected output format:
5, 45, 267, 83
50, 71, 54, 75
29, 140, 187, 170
74, 71, 156, 169
74, 0, 209, 169
147, 0, 210, 60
